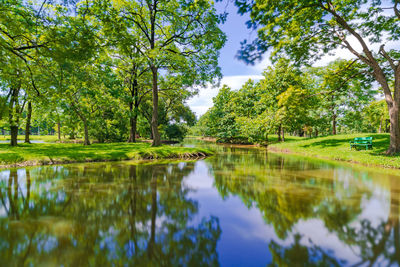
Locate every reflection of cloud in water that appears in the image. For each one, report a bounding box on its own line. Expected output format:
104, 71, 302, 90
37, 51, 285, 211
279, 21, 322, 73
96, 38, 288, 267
184, 161, 214, 189
294, 219, 359, 264
228, 201, 279, 242
0, 206, 7, 217
357, 196, 389, 227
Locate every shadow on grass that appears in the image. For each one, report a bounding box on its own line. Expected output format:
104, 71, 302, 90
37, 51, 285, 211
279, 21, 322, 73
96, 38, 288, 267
300, 139, 347, 148
268, 136, 306, 145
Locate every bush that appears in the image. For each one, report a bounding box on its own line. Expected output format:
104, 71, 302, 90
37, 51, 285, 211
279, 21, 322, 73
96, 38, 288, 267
165, 124, 188, 141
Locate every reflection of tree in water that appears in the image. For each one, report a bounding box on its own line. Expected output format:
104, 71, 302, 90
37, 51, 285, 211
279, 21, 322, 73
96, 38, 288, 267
209, 152, 366, 237
268, 234, 345, 266
335, 175, 400, 266
209, 152, 400, 265
0, 162, 221, 266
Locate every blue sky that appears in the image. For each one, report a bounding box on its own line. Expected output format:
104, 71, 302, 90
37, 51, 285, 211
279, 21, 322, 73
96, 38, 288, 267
187, 1, 267, 117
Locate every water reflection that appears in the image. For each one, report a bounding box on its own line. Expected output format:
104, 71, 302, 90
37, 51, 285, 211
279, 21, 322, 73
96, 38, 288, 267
0, 142, 400, 266
0, 162, 220, 266
206, 149, 400, 266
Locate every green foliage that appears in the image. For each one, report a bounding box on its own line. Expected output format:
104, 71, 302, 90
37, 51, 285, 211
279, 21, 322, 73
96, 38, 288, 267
197, 56, 379, 144
235, 0, 400, 66
234, 0, 400, 153
361, 100, 389, 133
165, 124, 188, 141
0, 0, 225, 146
206, 85, 241, 142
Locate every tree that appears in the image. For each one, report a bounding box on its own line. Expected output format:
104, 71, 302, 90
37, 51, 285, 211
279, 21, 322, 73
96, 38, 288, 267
315, 59, 375, 135
94, 5, 151, 143
362, 100, 389, 133
236, 0, 400, 154
259, 58, 306, 140
0, 57, 31, 146
98, 0, 226, 146
207, 85, 240, 142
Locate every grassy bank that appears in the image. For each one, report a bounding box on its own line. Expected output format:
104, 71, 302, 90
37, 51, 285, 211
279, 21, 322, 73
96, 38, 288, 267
269, 133, 400, 169
0, 142, 213, 168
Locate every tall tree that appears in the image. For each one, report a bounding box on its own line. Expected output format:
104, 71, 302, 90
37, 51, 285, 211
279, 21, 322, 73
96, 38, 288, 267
316, 59, 375, 135
236, 0, 400, 154
97, 0, 226, 146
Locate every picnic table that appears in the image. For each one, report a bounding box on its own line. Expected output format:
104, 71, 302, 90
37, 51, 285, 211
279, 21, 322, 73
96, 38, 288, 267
350, 137, 373, 150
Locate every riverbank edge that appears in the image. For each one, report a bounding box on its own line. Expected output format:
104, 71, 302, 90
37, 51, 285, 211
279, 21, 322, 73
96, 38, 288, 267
267, 145, 400, 170
0, 147, 213, 169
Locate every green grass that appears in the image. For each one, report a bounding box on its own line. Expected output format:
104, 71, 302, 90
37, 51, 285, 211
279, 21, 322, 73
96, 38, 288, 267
269, 133, 400, 168
0, 142, 213, 167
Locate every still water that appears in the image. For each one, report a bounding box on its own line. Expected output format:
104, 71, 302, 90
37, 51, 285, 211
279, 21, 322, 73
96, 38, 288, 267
0, 141, 400, 266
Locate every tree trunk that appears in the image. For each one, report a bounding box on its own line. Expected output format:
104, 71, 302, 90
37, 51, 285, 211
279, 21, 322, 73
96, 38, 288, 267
281, 127, 285, 142
379, 119, 383, 133
128, 102, 138, 143
150, 66, 161, 146
9, 87, 20, 147
57, 121, 61, 141
24, 102, 32, 143
387, 103, 400, 154
10, 126, 18, 146
83, 120, 90, 145
332, 113, 337, 135
277, 124, 282, 141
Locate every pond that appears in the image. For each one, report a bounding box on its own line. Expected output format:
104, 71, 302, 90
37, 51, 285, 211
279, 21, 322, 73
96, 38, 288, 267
0, 140, 46, 144
0, 140, 399, 266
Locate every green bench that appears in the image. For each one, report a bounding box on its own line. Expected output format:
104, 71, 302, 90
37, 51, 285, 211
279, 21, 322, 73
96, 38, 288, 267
350, 137, 373, 150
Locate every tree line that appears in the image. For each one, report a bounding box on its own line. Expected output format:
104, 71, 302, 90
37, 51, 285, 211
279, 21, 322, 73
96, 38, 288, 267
0, 0, 226, 146
231, 0, 400, 154
194, 58, 386, 144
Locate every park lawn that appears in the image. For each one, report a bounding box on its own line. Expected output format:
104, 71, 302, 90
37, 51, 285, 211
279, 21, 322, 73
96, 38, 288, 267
269, 133, 400, 169
0, 142, 213, 167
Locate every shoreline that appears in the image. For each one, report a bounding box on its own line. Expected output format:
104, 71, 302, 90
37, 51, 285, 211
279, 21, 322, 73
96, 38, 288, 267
0, 142, 213, 169
0, 152, 210, 169
267, 146, 389, 169
196, 134, 400, 170
267, 133, 400, 170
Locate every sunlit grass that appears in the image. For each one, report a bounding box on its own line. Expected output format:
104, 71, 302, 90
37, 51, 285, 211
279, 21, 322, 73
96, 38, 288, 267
269, 133, 400, 168
0, 142, 213, 167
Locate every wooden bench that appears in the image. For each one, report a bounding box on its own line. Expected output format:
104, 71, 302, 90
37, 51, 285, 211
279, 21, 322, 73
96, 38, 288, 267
350, 137, 373, 150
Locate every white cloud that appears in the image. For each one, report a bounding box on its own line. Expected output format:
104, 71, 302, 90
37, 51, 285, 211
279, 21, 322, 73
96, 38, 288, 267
187, 75, 264, 118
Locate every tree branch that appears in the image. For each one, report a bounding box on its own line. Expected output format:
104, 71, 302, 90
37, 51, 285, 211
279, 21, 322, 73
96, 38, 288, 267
379, 44, 397, 71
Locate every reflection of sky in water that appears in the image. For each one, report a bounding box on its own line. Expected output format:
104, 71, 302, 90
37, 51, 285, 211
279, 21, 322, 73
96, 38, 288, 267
184, 157, 396, 266
186, 161, 276, 265
0, 140, 46, 143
